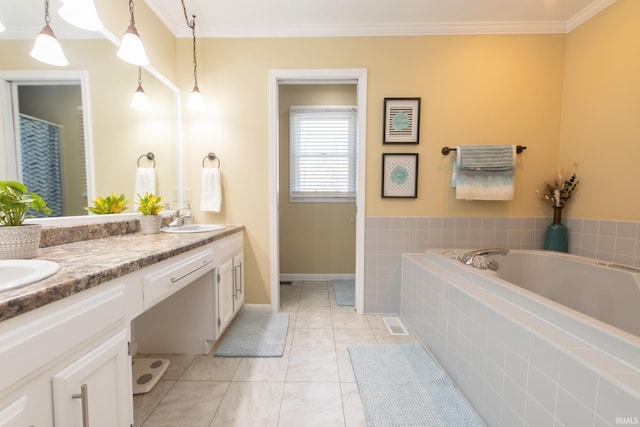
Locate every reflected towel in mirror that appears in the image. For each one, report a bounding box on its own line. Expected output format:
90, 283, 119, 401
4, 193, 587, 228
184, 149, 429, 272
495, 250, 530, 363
135, 167, 156, 197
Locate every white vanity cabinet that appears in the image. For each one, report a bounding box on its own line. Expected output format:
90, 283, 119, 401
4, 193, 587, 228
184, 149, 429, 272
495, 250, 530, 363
0, 280, 134, 427
0, 228, 245, 425
215, 233, 245, 335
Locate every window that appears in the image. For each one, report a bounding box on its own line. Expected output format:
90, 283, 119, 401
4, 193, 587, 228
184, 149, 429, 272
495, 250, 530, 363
289, 106, 357, 202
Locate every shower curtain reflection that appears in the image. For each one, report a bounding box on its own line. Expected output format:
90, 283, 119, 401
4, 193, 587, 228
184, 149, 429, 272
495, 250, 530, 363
19, 114, 63, 217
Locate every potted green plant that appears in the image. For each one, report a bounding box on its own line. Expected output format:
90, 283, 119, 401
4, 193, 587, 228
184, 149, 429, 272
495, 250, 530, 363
85, 193, 130, 215
136, 192, 163, 234
0, 180, 52, 259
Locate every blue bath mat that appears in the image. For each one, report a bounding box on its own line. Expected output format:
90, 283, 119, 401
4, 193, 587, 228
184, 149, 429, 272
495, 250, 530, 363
214, 310, 289, 357
332, 279, 355, 306
348, 343, 484, 426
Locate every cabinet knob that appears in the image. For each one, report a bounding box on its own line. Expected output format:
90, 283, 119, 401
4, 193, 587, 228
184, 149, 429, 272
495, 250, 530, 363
72, 383, 90, 427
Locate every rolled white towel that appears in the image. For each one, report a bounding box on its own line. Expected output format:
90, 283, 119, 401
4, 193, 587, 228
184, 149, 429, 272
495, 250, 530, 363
201, 167, 221, 213
135, 167, 156, 197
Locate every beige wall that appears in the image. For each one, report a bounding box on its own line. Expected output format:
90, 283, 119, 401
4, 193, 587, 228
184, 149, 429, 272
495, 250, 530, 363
559, 0, 640, 221
278, 84, 357, 275
179, 33, 566, 303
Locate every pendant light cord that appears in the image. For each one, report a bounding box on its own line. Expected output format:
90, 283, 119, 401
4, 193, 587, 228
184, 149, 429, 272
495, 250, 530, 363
128, 0, 136, 26
181, 0, 198, 87
44, 0, 51, 24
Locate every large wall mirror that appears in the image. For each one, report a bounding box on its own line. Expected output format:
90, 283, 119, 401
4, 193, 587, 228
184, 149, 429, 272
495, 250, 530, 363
0, 3, 182, 220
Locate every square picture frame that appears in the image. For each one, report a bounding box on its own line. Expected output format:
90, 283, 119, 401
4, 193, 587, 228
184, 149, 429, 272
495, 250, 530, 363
381, 153, 418, 198
383, 97, 421, 144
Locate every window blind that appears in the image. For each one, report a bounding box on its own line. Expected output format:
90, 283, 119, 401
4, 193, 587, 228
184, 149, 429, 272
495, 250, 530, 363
289, 106, 357, 201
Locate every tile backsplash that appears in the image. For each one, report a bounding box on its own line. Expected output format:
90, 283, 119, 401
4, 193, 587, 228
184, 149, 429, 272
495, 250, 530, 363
364, 216, 640, 314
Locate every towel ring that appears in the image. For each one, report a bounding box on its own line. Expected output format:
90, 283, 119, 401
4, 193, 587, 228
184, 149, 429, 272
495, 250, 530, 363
202, 152, 221, 169
137, 152, 156, 167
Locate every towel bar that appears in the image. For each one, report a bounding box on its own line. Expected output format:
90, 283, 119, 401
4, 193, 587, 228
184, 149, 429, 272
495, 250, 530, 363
441, 145, 527, 156
202, 152, 221, 169
137, 152, 155, 167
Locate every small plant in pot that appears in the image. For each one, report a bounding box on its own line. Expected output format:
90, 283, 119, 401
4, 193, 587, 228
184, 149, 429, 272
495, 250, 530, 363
0, 180, 52, 259
136, 192, 163, 235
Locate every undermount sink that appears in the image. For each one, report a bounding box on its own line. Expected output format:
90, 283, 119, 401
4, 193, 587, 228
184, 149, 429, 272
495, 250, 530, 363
161, 224, 226, 234
0, 260, 61, 292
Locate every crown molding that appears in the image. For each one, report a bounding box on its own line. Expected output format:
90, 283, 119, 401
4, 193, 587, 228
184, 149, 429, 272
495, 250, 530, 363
567, 0, 616, 32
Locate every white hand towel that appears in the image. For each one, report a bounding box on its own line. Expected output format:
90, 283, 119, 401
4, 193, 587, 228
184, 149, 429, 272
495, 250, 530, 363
201, 167, 221, 213
135, 167, 156, 197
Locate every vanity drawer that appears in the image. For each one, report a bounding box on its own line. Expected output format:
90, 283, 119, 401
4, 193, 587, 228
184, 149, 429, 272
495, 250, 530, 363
142, 246, 215, 310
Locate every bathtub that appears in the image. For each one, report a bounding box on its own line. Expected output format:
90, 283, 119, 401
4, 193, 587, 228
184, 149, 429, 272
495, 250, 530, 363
426, 249, 640, 369
400, 250, 640, 426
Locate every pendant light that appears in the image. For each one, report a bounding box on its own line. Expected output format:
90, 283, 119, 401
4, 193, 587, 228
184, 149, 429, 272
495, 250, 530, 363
117, 0, 149, 66
130, 67, 151, 111
181, 0, 204, 111
59, 0, 103, 32
31, 0, 69, 67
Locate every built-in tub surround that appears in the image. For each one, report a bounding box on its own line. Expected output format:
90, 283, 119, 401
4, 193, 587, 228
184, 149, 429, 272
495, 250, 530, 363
401, 253, 640, 426
365, 216, 640, 314
0, 224, 244, 322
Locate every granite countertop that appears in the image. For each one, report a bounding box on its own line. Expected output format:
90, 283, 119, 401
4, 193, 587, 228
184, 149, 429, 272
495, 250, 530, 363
0, 225, 244, 323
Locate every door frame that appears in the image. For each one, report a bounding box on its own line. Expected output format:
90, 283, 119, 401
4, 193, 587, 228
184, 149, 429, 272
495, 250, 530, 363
268, 69, 367, 314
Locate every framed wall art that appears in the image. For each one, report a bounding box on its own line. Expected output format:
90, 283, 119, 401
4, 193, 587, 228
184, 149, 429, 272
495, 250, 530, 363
383, 97, 421, 144
381, 153, 418, 198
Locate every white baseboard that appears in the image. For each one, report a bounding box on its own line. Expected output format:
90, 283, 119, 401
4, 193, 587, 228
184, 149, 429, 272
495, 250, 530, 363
279, 273, 355, 282
240, 303, 272, 312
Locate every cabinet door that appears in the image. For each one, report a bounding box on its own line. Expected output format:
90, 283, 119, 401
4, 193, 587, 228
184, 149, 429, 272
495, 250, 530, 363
217, 258, 235, 334
52, 329, 131, 427
233, 253, 245, 312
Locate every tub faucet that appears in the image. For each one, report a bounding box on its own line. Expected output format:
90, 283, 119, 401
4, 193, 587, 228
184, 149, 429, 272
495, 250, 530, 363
168, 204, 192, 227
460, 248, 509, 265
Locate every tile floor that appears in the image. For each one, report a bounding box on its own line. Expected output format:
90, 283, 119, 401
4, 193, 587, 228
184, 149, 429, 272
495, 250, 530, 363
133, 281, 417, 427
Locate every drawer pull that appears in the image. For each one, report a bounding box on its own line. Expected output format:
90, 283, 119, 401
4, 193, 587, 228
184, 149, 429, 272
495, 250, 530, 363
171, 259, 213, 283
72, 383, 89, 427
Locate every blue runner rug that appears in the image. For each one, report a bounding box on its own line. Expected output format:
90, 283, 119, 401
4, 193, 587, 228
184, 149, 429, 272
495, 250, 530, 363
214, 310, 289, 357
348, 343, 484, 426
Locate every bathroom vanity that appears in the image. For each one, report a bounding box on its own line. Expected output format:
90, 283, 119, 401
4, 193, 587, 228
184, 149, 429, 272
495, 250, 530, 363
0, 224, 244, 427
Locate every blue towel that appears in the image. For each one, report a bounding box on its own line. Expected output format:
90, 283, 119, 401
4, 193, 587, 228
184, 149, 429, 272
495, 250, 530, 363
457, 144, 515, 170
452, 145, 516, 201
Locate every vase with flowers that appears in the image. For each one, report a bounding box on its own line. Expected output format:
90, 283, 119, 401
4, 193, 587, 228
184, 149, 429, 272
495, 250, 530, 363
539, 169, 579, 252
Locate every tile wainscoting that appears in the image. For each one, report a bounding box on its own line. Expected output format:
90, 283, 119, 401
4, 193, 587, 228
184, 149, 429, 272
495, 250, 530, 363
364, 216, 640, 314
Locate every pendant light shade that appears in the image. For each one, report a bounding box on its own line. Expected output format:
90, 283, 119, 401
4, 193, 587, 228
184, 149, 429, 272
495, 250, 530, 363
188, 86, 204, 111
31, 25, 69, 67
131, 67, 151, 111
182, 1, 204, 111
31, 0, 68, 67
117, 0, 149, 66
59, 0, 103, 31
131, 86, 151, 111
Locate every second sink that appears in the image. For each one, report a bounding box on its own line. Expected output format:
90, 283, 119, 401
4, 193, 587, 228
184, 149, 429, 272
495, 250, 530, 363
161, 224, 226, 234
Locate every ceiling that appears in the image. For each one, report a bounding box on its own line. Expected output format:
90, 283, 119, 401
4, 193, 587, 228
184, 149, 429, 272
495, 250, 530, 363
148, 0, 616, 38
0, 0, 615, 39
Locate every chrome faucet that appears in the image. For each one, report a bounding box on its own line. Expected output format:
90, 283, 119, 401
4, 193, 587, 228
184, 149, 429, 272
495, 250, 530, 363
459, 248, 509, 265
168, 203, 192, 227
